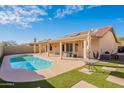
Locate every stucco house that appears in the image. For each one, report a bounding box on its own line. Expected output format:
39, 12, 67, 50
32, 26, 119, 59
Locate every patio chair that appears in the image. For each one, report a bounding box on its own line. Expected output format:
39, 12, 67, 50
111, 53, 119, 60
72, 53, 77, 58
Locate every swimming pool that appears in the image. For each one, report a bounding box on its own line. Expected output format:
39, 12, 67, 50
9, 55, 52, 71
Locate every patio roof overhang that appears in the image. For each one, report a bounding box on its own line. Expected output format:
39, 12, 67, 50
48, 35, 99, 43
30, 35, 99, 45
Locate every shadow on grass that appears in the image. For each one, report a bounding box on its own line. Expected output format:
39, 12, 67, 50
0, 57, 4, 67
110, 71, 124, 79
100, 60, 122, 64
94, 64, 124, 69
0, 79, 55, 88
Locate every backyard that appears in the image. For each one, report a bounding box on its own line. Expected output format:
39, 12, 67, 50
0, 57, 124, 88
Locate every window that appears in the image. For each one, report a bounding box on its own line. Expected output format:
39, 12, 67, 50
62, 44, 64, 52
66, 43, 73, 52
50, 44, 52, 51
118, 46, 124, 53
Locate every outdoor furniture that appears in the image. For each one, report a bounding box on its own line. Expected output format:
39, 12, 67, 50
84, 59, 98, 72
100, 54, 119, 61
73, 54, 77, 58
117, 53, 124, 63
63, 52, 72, 57
66, 52, 72, 57
111, 53, 119, 60
100, 54, 111, 60
63, 52, 77, 58
63, 52, 67, 57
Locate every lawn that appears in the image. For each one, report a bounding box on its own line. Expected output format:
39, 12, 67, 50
47, 61, 124, 88
0, 57, 124, 88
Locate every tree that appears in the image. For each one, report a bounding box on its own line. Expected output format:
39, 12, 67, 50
0, 40, 17, 46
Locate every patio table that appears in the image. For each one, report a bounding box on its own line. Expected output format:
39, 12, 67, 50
84, 59, 99, 72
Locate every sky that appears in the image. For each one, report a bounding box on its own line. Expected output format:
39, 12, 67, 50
0, 5, 124, 44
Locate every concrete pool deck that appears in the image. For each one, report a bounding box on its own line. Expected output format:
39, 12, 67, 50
0, 53, 85, 82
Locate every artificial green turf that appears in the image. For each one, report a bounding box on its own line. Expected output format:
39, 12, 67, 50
47, 61, 124, 88
0, 57, 124, 88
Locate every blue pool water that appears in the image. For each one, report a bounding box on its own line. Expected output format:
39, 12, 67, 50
9, 55, 52, 71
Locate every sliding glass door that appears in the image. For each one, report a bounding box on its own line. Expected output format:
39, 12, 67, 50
66, 43, 73, 52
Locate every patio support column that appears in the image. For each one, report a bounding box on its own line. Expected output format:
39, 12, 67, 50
60, 42, 62, 59
45, 43, 47, 53
47, 43, 50, 57
73, 42, 75, 54
34, 44, 36, 53
83, 40, 87, 59
33, 38, 37, 53
39, 44, 42, 54
64, 43, 66, 52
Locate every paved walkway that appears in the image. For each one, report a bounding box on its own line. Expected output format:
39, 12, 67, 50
118, 64, 124, 67
106, 75, 124, 86
71, 80, 97, 88
0, 53, 85, 82
102, 67, 116, 71
100, 62, 109, 64
79, 68, 95, 75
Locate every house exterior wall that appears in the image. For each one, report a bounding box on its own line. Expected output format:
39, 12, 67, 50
50, 43, 60, 55
91, 39, 99, 52
39, 31, 117, 58
98, 31, 117, 54
49, 41, 84, 57
90, 39, 99, 58
40, 45, 46, 52
75, 41, 83, 57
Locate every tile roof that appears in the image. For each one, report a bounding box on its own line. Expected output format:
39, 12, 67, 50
52, 26, 118, 42
36, 26, 118, 43
92, 26, 113, 37
54, 26, 112, 39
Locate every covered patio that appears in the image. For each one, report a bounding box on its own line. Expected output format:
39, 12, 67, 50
32, 30, 94, 60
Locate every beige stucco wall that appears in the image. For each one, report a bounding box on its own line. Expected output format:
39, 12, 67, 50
50, 43, 60, 55
91, 39, 99, 52
75, 41, 83, 57
4, 45, 35, 55
40, 45, 46, 52
49, 41, 84, 57
89, 39, 99, 58
98, 31, 117, 54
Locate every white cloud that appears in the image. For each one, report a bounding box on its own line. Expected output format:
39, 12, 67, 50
48, 17, 52, 21
117, 18, 124, 23
0, 6, 47, 28
55, 5, 84, 18
87, 5, 101, 9
41, 5, 52, 10
0, 5, 102, 28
